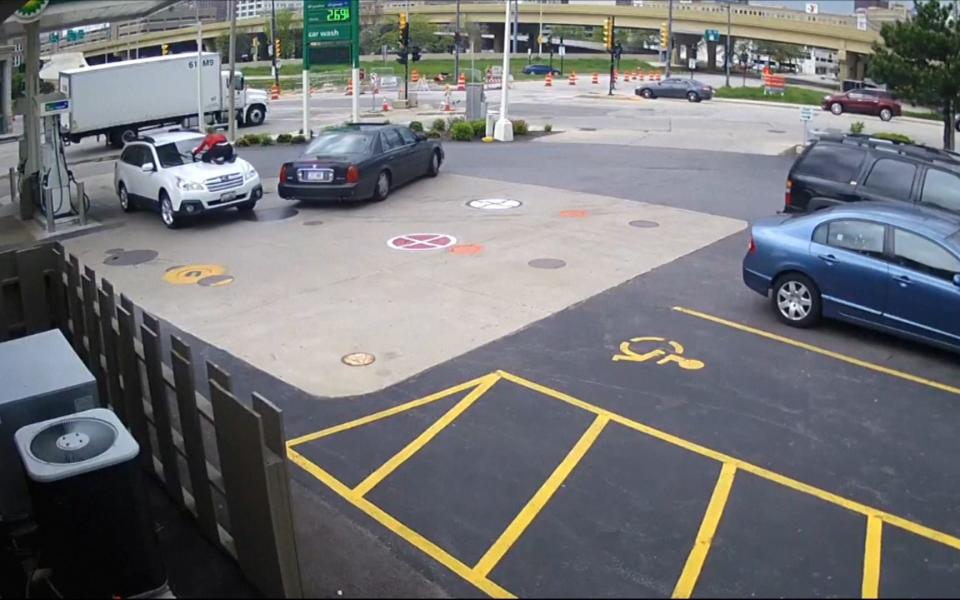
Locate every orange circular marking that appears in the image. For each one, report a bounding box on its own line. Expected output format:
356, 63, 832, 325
560, 209, 590, 218
449, 244, 483, 256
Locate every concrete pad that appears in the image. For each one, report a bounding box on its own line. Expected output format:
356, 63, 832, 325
63, 173, 744, 397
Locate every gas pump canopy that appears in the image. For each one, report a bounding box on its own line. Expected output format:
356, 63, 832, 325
1, 1, 178, 37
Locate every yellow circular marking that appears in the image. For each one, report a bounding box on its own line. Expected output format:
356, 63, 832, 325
342, 352, 376, 367
163, 264, 227, 285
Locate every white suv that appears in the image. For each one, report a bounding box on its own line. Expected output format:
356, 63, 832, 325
114, 131, 262, 229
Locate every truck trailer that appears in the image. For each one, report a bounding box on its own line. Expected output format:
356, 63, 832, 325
59, 52, 269, 148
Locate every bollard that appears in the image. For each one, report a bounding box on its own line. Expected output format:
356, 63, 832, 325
77, 181, 86, 226
8, 167, 15, 205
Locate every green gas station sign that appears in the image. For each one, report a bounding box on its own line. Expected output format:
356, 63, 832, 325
303, 0, 359, 69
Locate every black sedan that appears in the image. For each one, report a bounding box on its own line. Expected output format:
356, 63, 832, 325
522, 64, 560, 76
635, 78, 714, 102
277, 124, 443, 203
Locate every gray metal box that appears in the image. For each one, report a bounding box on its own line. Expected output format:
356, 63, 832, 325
0, 330, 98, 518
466, 83, 486, 121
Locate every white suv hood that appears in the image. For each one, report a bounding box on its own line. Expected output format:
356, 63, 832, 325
166, 159, 252, 183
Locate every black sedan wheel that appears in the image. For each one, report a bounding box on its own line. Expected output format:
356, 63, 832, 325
427, 151, 441, 177
641, 88, 654, 99
772, 273, 821, 328
372, 171, 391, 202
687, 91, 701, 103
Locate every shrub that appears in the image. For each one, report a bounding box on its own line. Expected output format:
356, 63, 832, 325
849, 121, 865, 135
240, 133, 261, 145
431, 118, 446, 132
291, 134, 307, 143
276, 133, 293, 143
544, 123, 553, 133
427, 130, 443, 139
259, 134, 275, 146
236, 137, 250, 147
513, 119, 529, 135
873, 132, 913, 144
409, 120, 424, 132
451, 121, 474, 141
469, 119, 486, 138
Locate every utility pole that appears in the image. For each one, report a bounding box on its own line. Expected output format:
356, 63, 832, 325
196, 1, 203, 130
270, 0, 279, 88
228, 0, 237, 141
511, 0, 518, 55
454, 0, 461, 83
538, 0, 543, 58
665, 0, 674, 78
725, 1, 731, 88
494, 0, 513, 142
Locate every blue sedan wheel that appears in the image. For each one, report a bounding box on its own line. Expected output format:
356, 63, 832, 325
772, 273, 821, 328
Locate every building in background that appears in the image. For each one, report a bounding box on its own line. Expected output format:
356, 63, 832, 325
854, 0, 889, 10
236, 0, 303, 20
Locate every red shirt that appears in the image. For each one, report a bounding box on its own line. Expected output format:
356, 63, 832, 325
194, 133, 228, 154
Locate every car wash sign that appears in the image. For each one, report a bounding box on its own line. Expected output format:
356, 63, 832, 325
304, 0, 353, 45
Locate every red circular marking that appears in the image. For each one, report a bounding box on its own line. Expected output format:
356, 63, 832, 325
560, 210, 590, 218
450, 244, 483, 256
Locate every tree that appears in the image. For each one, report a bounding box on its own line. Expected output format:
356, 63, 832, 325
275, 8, 294, 59
755, 41, 805, 66
215, 30, 230, 62
870, 0, 960, 150
363, 14, 439, 54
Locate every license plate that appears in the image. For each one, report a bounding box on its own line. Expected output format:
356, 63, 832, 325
302, 169, 333, 183
220, 191, 237, 202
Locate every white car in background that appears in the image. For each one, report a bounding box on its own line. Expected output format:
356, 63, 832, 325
114, 131, 262, 229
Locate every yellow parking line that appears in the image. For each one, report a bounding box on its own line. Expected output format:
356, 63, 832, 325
672, 306, 960, 397
672, 463, 738, 599
474, 414, 610, 578
286, 374, 493, 448
353, 373, 500, 498
862, 516, 883, 599
288, 447, 516, 599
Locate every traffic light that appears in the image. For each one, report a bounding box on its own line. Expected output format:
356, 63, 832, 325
399, 12, 409, 48
161, 43, 170, 55
411, 46, 422, 62
602, 17, 614, 51
395, 48, 408, 65
660, 22, 669, 50
275, 38, 281, 59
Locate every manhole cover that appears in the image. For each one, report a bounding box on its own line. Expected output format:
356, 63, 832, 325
342, 352, 375, 367
303, 220, 324, 226
529, 258, 566, 269
241, 206, 299, 222
467, 198, 521, 210
197, 274, 235, 287
629, 220, 660, 229
387, 233, 457, 250
103, 249, 158, 266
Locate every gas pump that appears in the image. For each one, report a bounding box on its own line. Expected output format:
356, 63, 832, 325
35, 92, 74, 221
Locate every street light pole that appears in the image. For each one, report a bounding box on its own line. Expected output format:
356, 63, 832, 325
196, 2, 204, 130
665, 0, 674, 78
494, 0, 513, 142
228, 0, 237, 141
270, 0, 279, 88
538, 0, 543, 58
455, 0, 461, 83
725, 2, 731, 88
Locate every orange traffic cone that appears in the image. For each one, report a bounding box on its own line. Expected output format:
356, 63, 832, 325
457, 72, 466, 91
568, 71, 577, 86
345, 79, 353, 96
382, 98, 391, 112
271, 84, 280, 100
545, 72, 553, 87
592, 72, 599, 84
443, 99, 454, 112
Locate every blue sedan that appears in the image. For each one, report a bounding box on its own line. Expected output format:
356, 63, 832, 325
522, 64, 560, 76
743, 203, 960, 351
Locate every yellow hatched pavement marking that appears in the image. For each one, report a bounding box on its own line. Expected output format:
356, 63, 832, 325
353, 373, 500, 498
862, 516, 883, 599
473, 414, 610, 577
672, 463, 737, 599
672, 306, 960, 397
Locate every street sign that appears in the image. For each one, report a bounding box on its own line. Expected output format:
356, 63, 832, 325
805, 3, 818, 14
800, 106, 816, 121
688, 58, 696, 70
704, 29, 720, 43
304, 0, 353, 45
559, 45, 566, 56
857, 13, 867, 31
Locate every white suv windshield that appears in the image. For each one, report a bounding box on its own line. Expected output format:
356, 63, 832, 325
155, 139, 202, 168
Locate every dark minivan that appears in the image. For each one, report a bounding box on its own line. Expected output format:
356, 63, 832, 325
784, 134, 960, 216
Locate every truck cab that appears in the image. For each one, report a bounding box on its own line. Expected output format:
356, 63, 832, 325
221, 71, 268, 127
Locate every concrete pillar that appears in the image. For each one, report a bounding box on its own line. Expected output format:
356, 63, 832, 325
706, 41, 717, 72
21, 21, 39, 220
492, 28, 504, 53
672, 43, 681, 66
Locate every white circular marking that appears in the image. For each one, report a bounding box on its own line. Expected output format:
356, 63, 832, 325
467, 198, 522, 210
387, 233, 458, 251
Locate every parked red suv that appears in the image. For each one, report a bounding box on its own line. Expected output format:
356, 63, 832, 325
821, 88, 902, 121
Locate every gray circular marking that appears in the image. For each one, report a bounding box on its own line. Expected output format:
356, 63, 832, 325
342, 352, 376, 367
629, 220, 660, 229
197, 274, 235, 287
241, 206, 299, 222
467, 198, 521, 210
103, 249, 158, 266
303, 220, 324, 226
528, 258, 567, 269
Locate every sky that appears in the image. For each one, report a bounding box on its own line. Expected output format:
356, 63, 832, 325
750, 0, 856, 13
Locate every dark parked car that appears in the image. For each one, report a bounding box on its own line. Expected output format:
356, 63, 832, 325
278, 124, 443, 203
635, 78, 714, 102
743, 203, 960, 351
784, 134, 960, 216
522, 64, 560, 76
822, 88, 901, 121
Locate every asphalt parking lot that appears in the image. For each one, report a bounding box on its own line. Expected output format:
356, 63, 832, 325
53, 135, 960, 598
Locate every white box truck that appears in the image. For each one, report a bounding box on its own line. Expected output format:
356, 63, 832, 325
59, 52, 269, 148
